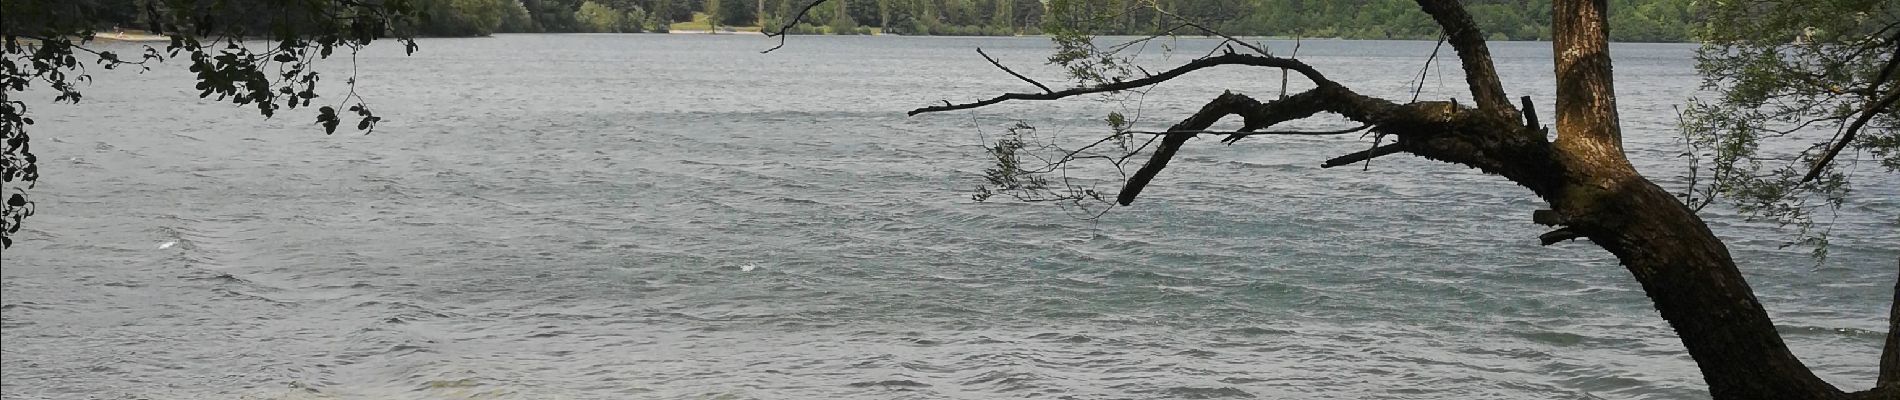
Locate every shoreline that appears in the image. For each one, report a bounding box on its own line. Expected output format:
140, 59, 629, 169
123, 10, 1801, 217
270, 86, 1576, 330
91, 31, 169, 42
80, 30, 1700, 44
666, 30, 766, 36
618, 32, 1694, 43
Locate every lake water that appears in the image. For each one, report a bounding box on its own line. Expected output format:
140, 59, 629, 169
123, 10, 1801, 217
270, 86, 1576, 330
2, 34, 1894, 399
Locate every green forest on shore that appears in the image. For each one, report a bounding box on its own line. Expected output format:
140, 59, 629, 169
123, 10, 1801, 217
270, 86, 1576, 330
76, 0, 1700, 42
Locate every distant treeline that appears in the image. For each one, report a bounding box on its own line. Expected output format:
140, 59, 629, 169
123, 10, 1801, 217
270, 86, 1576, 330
512, 0, 1053, 36
525, 0, 1698, 40
71, 0, 1699, 41
1041, 0, 1697, 41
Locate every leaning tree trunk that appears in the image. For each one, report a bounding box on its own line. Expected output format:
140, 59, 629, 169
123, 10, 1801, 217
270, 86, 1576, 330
1546, 1, 1888, 398
904, 0, 1900, 397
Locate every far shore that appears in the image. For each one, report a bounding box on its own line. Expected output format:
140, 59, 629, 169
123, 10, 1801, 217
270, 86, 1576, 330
665, 30, 766, 36
92, 31, 168, 42
78, 29, 1700, 44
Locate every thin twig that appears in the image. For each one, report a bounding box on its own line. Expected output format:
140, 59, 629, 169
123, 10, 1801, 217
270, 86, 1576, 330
1103, 23, 1194, 54
1411, 35, 1447, 103
977, 48, 1052, 94
760, 0, 831, 53
1126, 126, 1368, 136
1280, 36, 1300, 99
1142, 0, 1269, 56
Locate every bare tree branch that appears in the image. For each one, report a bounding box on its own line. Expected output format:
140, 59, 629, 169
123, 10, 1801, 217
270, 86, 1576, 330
977, 48, 1052, 94
1539, 227, 1585, 245
1413, 0, 1514, 114
1118, 91, 1268, 205
1410, 35, 1447, 103
1123, 125, 1371, 138
1279, 37, 1302, 99
909, 53, 1332, 116
1322, 143, 1406, 168
761, 0, 832, 53
1111, 130, 1258, 136
1117, 88, 1417, 205
1141, 0, 1271, 56
1221, 124, 1373, 144
1521, 95, 1542, 130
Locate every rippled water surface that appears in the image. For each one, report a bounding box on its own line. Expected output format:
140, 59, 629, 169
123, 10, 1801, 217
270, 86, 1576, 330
3, 35, 1896, 399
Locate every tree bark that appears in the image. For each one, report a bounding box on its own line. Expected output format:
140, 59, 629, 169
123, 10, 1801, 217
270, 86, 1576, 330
1578, 182, 1848, 398
1415, 0, 1513, 117
1883, 258, 1899, 388
1547, 0, 1853, 398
